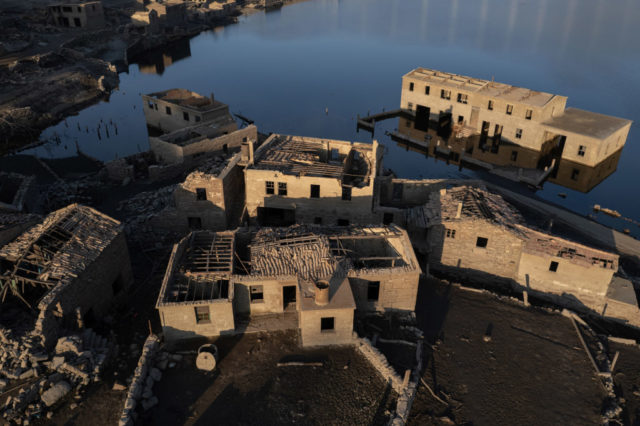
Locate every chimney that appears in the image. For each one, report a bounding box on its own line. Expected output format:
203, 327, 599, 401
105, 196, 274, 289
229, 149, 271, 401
455, 202, 463, 219
314, 280, 330, 306
240, 140, 254, 165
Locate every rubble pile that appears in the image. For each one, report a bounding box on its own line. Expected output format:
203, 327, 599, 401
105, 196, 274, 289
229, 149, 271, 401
119, 335, 182, 425
0, 327, 115, 424
188, 155, 231, 179
116, 185, 176, 234
44, 178, 102, 211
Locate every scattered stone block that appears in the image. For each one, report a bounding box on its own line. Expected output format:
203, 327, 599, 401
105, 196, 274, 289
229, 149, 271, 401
41, 381, 71, 407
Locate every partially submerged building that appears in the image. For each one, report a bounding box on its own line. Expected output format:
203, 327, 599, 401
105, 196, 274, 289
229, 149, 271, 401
244, 134, 383, 226
145, 0, 187, 27
48, 1, 105, 29
0, 204, 133, 347
398, 68, 632, 192
406, 184, 640, 326
150, 123, 256, 164
156, 225, 420, 346
142, 89, 236, 135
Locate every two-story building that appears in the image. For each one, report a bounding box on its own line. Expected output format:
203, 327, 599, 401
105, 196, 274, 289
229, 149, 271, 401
142, 89, 236, 135
243, 134, 383, 226
48, 1, 105, 29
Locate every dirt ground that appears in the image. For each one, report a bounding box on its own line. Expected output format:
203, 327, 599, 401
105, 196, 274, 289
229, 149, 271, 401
144, 330, 396, 426
409, 278, 607, 425
609, 341, 640, 425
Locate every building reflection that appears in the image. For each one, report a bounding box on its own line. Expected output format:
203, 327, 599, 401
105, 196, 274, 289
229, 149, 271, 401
134, 38, 192, 75
390, 118, 623, 193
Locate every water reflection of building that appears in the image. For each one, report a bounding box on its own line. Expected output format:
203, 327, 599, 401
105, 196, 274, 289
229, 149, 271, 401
136, 38, 192, 75
393, 68, 632, 192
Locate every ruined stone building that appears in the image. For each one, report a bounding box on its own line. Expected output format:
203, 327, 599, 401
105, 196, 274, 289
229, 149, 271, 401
145, 0, 187, 27
243, 134, 383, 226
149, 123, 256, 164
399, 68, 632, 192
156, 225, 420, 346
0, 172, 37, 213
405, 184, 640, 326
142, 89, 236, 135
168, 153, 245, 231
48, 1, 105, 29
0, 204, 133, 347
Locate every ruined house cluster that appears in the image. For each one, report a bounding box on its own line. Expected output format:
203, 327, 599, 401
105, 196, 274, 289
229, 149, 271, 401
0, 78, 637, 422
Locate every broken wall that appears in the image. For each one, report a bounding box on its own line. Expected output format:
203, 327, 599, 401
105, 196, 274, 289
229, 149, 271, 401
232, 277, 298, 316
348, 270, 419, 312
34, 232, 134, 348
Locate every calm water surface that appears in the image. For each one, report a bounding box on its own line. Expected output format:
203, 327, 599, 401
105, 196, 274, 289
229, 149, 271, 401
23, 0, 640, 234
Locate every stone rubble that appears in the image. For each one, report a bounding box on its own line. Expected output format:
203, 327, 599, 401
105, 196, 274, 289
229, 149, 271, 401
0, 326, 115, 424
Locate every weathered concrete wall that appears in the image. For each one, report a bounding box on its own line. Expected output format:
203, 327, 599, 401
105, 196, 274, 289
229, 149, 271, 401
233, 278, 298, 316
300, 307, 354, 347
149, 137, 184, 164
221, 160, 246, 229
159, 301, 235, 342
348, 270, 419, 312
548, 122, 631, 167
245, 169, 376, 225
428, 220, 523, 279
182, 125, 256, 161
516, 251, 614, 299
174, 176, 226, 230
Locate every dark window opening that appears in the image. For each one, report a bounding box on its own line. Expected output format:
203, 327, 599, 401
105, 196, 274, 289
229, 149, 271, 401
425, 85, 430, 95
62, 6, 72, 12
337, 219, 349, 226
278, 182, 287, 196
440, 89, 451, 100
250, 285, 264, 302
476, 237, 488, 248
283, 285, 296, 310
392, 183, 403, 200
196, 188, 207, 201
571, 168, 580, 180
321, 317, 335, 331
457, 93, 468, 104
265, 181, 275, 195
310, 184, 320, 198
73, 17, 81, 27
195, 306, 210, 324
578, 145, 586, 156
223, 144, 228, 154
165, 106, 172, 115
409, 82, 414, 91
511, 151, 518, 161
383, 213, 394, 225
314, 217, 323, 224
488, 100, 494, 110
526, 109, 533, 120
183, 112, 189, 121
367, 281, 380, 301
147, 101, 154, 109
506, 104, 513, 115
188, 217, 202, 229
549, 261, 559, 272
515, 129, 523, 139
446, 229, 456, 238
458, 115, 464, 124
342, 186, 352, 201
195, 116, 201, 122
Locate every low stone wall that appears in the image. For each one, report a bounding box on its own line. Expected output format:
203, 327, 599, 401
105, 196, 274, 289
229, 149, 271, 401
119, 334, 159, 426
355, 337, 404, 393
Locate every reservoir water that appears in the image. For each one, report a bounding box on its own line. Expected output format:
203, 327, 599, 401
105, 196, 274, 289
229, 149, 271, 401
21, 0, 640, 235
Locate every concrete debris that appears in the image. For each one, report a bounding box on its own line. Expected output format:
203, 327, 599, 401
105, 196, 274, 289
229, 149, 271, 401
0, 326, 114, 423
41, 381, 71, 407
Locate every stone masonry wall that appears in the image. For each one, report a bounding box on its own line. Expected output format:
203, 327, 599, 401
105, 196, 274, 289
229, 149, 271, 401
300, 307, 354, 347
